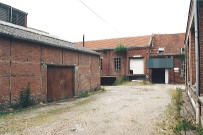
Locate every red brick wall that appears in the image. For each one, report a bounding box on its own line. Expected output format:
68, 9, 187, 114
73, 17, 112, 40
98, 50, 126, 77
187, 40, 190, 83
148, 55, 184, 84
0, 38, 11, 105
190, 30, 196, 85
42, 46, 62, 65
63, 50, 79, 65
199, 1, 203, 94
77, 53, 100, 93
98, 47, 150, 77
127, 47, 150, 75
99, 51, 108, 76
0, 37, 100, 106
90, 56, 100, 90
172, 57, 185, 84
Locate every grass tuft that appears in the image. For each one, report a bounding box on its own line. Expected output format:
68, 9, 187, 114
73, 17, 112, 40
157, 88, 203, 135
113, 75, 129, 86
75, 98, 95, 106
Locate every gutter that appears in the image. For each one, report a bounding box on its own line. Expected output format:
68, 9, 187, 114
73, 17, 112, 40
93, 45, 151, 51
194, 0, 200, 125
185, 0, 194, 43
150, 53, 184, 57
0, 33, 100, 56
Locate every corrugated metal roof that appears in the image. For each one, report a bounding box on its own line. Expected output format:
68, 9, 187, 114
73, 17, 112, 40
0, 20, 99, 56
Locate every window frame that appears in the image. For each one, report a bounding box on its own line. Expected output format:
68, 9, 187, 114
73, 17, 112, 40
181, 47, 185, 53
114, 57, 121, 71
181, 60, 185, 78
100, 58, 102, 70
158, 48, 165, 53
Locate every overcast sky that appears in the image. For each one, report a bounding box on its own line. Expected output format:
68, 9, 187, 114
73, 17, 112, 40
1, 0, 190, 42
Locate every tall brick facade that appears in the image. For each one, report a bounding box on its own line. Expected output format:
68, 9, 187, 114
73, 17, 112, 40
76, 34, 185, 84
185, 0, 203, 126
0, 24, 100, 107
97, 47, 150, 77
0, 37, 100, 106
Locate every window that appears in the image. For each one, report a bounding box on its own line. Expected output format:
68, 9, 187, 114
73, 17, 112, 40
158, 48, 165, 53
114, 58, 121, 71
100, 59, 102, 70
181, 47, 185, 53
181, 60, 185, 78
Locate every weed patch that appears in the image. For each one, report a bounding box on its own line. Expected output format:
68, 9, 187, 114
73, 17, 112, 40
75, 98, 95, 106
100, 86, 106, 92
113, 75, 129, 86
9, 82, 33, 110
123, 80, 152, 86
157, 88, 203, 135
157, 88, 182, 134
113, 43, 127, 55
79, 91, 89, 98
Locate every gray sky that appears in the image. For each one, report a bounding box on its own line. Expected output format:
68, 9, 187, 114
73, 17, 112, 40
1, 0, 191, 42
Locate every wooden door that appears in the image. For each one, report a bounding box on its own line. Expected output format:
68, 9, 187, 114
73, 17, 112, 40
47, 66, 73, 102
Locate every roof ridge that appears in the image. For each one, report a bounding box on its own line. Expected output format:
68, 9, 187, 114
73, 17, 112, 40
0, 20, 99, 55
153, 33, 185, 36
75, 34, 153, 43
0, 20, 74, 45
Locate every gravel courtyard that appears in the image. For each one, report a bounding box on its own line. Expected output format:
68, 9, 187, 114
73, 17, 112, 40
1, 84, 184, 135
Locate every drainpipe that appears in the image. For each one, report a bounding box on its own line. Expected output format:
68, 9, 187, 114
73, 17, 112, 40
194, 0, 200, 125
185, 43, 187, 88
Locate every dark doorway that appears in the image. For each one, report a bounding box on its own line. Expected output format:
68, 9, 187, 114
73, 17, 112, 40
152, 68, 165, 83
47, 66, 73, 102
101, 77, 116, 85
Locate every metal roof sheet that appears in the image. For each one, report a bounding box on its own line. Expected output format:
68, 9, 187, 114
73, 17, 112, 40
0, 20, 99, 56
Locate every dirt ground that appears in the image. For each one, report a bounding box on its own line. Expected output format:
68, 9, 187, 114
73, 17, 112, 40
1, 84, 184, 135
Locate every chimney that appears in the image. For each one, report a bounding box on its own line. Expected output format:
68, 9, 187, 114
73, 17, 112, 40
83, 34, 85, 47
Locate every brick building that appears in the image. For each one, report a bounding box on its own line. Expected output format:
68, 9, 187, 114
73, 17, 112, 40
76, 33, 185, 84
185, 0, 203, 125
0, 3, 100, 106
148, 34, 185, 84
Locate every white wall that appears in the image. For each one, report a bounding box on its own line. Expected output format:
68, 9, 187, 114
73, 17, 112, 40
165, 69, 169, 84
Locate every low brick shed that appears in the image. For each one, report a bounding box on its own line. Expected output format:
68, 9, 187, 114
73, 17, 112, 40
0, 21, 100, 106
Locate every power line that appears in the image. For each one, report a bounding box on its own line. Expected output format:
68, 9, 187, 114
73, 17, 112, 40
78, 0, 121, 34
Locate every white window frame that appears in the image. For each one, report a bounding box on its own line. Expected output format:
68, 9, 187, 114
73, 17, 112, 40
158, 48, 165, 53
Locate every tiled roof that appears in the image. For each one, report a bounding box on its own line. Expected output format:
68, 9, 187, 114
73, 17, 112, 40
151, 33, 185, 55
75, 35, 153, 50
0, 20, 99, 56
